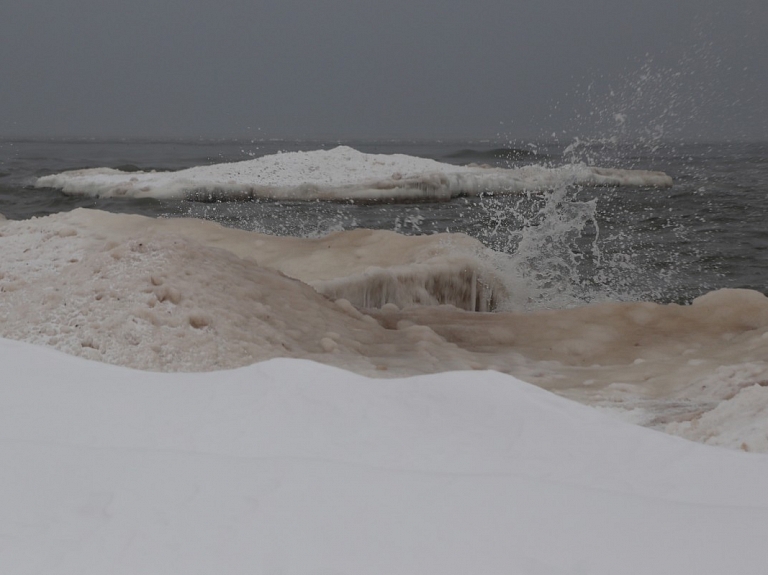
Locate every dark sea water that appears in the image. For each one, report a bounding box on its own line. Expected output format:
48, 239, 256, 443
1, 138, 766, 307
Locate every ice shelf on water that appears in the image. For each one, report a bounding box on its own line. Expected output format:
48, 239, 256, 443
34, 145, 673, 201
1, 208, 768, 453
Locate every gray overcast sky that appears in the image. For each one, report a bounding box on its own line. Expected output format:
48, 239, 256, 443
1, 0, 766, 141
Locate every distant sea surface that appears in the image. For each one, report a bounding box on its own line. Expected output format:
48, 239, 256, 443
1, 138, 766, 306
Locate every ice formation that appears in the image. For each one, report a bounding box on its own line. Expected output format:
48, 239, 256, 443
34, 146, 673, 201
1, 209, 768, 452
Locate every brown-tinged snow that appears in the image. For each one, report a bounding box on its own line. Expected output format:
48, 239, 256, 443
1, 208, 767, 451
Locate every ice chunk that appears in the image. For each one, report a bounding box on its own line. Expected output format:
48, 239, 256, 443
35, 146, 673, 201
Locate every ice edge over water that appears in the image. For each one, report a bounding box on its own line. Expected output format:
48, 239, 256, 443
34, 145, 673, 201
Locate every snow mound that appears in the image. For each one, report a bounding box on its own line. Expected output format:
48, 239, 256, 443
3, 209, 768, 451
0, 209, 504, 373
667, 380, 768, 452
2, 338, 768, 574
35, 146, 673, 201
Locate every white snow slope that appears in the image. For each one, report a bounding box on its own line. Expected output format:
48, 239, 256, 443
2, 337, 768, 575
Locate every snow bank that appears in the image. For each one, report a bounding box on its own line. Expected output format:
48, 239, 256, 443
2, 337, 768, 574
666, 373, 768, 451
34, 146, 673, 201
2, 209, 768, 450
0, 209, 505, 373
372, 289, 768, 448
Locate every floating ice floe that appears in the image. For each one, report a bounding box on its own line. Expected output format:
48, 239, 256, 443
34, 145, 673, 201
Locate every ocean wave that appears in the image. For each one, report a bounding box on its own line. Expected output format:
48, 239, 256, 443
34, 146, 672, 202
444, 147, 544, 160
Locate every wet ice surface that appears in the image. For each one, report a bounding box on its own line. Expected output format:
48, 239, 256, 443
1, 209, 767, 452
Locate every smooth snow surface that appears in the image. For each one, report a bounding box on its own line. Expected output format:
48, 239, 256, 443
35, 146, 673, 201
3, 338, 768, 575
2, 209, 768, 452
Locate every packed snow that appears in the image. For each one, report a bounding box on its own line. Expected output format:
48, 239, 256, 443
34, 146, 673, 201
1, 209, 768, 453
3, 338, 768, 574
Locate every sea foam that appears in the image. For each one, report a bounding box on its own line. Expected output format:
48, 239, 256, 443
34, 145, 673, 201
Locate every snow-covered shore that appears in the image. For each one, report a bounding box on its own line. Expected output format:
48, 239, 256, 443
3, 338, 768, 574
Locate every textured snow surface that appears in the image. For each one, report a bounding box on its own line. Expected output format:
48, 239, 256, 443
2, 338, 768, 575
35, 146, 673, 201
0, 209, 505, 373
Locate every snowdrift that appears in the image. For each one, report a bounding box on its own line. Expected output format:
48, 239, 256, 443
1, 209, 768, 451
2, 338, 768, 574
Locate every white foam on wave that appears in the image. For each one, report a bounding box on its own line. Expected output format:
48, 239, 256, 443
2, 209, 768, 451
34, 146, 673, 201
